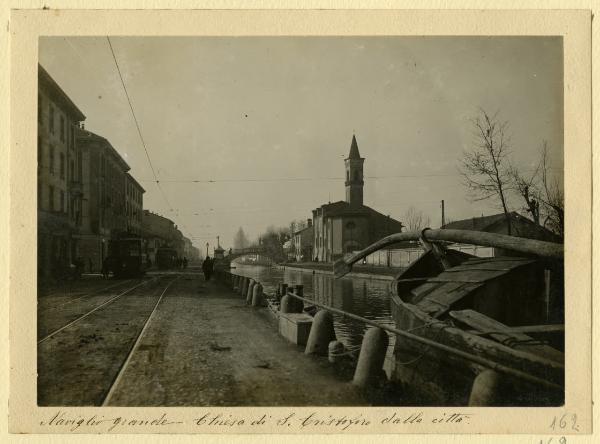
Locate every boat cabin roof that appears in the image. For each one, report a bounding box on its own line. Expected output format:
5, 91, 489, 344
409, 257, 537, 318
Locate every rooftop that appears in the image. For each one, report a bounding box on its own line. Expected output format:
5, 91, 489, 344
38, 64, 86, 122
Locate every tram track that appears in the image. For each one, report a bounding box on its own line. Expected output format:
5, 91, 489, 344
37, 274, 182, 406
101, 275, 181, 406
39, 279, 135, 312
38, 278, 155, 344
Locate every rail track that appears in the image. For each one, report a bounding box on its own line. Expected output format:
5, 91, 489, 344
39, 279, 135, 312
102, 276, 180, 406
37, 275, 181, 406
37, 278, 154, 343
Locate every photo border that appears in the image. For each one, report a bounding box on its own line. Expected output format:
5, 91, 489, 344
5, 6, 593, 439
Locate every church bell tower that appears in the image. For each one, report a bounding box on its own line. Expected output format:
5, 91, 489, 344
345, 134, 365, 207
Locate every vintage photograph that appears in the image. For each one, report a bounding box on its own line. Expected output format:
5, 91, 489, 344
36, 36, 565, 408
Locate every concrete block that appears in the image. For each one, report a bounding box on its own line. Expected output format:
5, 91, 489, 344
278, 312, 313, 346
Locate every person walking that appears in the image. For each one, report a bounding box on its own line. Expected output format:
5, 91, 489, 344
202, 256, 213, 281
101, 257, 110, 279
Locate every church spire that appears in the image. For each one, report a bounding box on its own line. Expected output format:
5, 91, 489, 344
344, 134, 365, 206
348, 134, 361, 159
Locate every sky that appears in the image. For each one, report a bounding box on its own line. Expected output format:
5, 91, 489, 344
39, 36, 563, 252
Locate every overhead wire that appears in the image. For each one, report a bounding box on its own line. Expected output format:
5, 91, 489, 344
106, 36, 192, 238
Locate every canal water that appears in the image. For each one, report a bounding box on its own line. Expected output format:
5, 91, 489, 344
230, 264, 397, 355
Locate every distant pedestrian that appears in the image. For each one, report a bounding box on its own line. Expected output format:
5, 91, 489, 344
183, 257, 188, 269
88, 258, 93, 273
101, 257, 110, 279
202, 257, 213, 281
74, 257, 84, 279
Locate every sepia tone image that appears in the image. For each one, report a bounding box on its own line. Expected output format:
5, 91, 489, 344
36, 36, 565, 408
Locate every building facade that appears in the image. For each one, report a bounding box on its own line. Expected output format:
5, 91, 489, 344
141, 210, 185, 263
38, 65, 86, 278
125, 173, 145, 236
76, 129, 131, 271
293, 219, 314, 262
312, 135, 404, 262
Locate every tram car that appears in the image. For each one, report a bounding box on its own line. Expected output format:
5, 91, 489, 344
107, 237, 148, 278
156, 247, 179, 270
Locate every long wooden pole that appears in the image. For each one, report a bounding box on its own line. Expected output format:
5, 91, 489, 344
334, 228, 563, 278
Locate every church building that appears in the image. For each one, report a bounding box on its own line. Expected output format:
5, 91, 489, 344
312, 135, 404, 262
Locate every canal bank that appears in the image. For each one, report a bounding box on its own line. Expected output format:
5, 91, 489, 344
276, 262, 402, 281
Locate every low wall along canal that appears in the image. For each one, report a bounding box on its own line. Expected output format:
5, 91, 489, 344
230, 263, 398, 373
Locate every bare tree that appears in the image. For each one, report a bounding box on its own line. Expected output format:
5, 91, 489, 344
509, 156, 542, 225
509, 142, 563, 238
233, 227, 250, 250
461, 109, 513, 235
538, 144, 564, 238
404, 206, 431, 231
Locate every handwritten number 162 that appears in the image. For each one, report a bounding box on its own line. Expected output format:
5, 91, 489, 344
550, 414, 579, 432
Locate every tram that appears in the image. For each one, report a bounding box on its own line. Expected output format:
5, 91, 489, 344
156, 247, 179, 270
107, 237, 148, 278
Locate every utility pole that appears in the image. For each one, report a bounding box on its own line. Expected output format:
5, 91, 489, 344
441, 200, 445, 227
205, 242, 209, 258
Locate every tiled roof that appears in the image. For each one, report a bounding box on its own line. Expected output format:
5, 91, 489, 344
442, 213, 509, 231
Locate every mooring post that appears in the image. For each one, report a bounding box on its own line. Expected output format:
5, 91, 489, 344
352, 327, 389, 389
240, 277, 249, 297
280, 283, 301, 314
246, 279, 256, 305
328, 340, 345, 364
251, 283, 264, 307
305, 310, 336, 355
277, 283, 288, 303
468, 370, 501, 406
294, 284, 305, 313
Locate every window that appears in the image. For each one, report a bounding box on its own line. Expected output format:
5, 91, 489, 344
49, 105, 55, 134
354, 170, 359, 181
49, 186, 54, 211
69, 160, 74, 181
49, 145, 55, 174
38, 95, 43, 125
60, 153, 65, 180
60, 191, 65, 213
346, 170, 349, 181
60, 115, 65, 142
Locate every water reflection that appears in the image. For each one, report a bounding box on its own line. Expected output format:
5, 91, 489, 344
231, 264, 395, 350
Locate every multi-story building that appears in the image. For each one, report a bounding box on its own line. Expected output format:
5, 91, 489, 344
38, 65, 86, 278
293, 219, 314, 262
76, 129, 131, 271
142, 210, 184, 263
125, 173, 145, 236
312, 135, 404, 262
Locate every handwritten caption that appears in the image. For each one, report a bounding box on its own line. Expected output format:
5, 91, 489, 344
39, 410, 473, 432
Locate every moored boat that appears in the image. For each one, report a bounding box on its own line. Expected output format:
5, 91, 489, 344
334, 228, 564, 406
